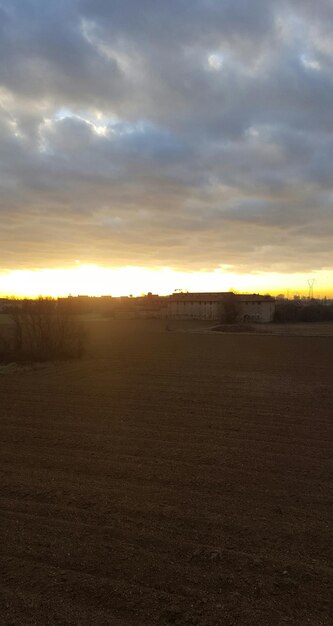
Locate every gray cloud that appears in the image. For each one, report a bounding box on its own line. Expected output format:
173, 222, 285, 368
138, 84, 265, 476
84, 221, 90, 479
0, 0, 332, 273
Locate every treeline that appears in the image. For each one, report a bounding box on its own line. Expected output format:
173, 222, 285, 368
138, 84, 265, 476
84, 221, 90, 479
274, 301, 333, 323
0, 298, 86, 363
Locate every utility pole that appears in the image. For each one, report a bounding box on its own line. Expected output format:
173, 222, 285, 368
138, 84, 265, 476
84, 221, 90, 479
307, 278, 315, 300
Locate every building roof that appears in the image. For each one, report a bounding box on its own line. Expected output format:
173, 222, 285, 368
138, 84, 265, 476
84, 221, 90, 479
170, 292, 274, 302
170, 292, 227, 302
236, 294, 274, 302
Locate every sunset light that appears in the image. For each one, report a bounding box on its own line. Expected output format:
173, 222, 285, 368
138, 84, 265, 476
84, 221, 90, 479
0, 265, 332, 299
1, 0, 332, 299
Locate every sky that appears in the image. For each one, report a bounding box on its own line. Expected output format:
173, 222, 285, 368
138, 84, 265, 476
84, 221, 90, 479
0, 0, 333, 297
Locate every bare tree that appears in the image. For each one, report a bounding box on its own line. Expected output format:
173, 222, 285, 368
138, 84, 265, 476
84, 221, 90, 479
221, 293, 239, 324
1, 298, 86, 362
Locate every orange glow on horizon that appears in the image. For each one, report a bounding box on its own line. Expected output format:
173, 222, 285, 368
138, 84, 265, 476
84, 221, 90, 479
0, 265, 332, 299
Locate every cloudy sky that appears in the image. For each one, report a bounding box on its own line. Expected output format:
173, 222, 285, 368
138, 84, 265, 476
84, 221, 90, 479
0, 0, 333, 296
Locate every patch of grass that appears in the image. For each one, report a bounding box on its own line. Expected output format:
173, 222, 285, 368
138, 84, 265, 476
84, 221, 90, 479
212, 323, 255, 333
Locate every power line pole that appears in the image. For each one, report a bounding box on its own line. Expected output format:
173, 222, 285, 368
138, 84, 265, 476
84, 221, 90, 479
307, 278, 315, 300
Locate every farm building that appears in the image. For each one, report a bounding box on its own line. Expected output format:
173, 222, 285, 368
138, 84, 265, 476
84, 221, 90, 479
236, 294, 276, 323
167, 292, 275, 323
55, 292, 275, 322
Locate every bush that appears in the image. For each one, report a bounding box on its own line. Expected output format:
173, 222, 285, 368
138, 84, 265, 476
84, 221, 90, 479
0, 299, 86, 363
274, 301, 333, 323
273, 302, 301, 323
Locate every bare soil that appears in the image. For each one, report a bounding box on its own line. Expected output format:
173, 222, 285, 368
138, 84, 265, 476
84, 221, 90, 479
0, 319, 332, 625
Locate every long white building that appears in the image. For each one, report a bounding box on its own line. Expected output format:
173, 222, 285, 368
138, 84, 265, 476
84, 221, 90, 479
167, 292, 275, 323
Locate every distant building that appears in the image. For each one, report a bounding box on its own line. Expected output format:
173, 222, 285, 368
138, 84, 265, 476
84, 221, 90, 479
168, 292, 224, 320
167, 292, 275, 323
236, 294, 275, 323
114, 293, 169, 319
55, 292, 275, 322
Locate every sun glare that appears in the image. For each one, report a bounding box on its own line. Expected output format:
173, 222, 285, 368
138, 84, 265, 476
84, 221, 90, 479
0, 265, 332, 299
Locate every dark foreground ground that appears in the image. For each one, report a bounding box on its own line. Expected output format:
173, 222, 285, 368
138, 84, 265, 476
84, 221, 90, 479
0, 319, 332, 625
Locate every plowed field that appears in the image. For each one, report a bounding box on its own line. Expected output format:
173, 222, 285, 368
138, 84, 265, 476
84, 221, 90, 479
1, 320, 332, 625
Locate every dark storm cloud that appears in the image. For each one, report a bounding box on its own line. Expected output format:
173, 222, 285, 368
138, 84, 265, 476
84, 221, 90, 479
0, 0, 332, 271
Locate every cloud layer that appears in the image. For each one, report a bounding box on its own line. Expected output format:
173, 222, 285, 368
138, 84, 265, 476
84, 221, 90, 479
0, 0, 333, 272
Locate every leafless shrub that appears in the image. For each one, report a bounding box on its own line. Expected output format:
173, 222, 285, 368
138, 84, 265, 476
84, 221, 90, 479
220, 292, 240, 324
274, 301, 333, 323
0, 298, 86, 362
